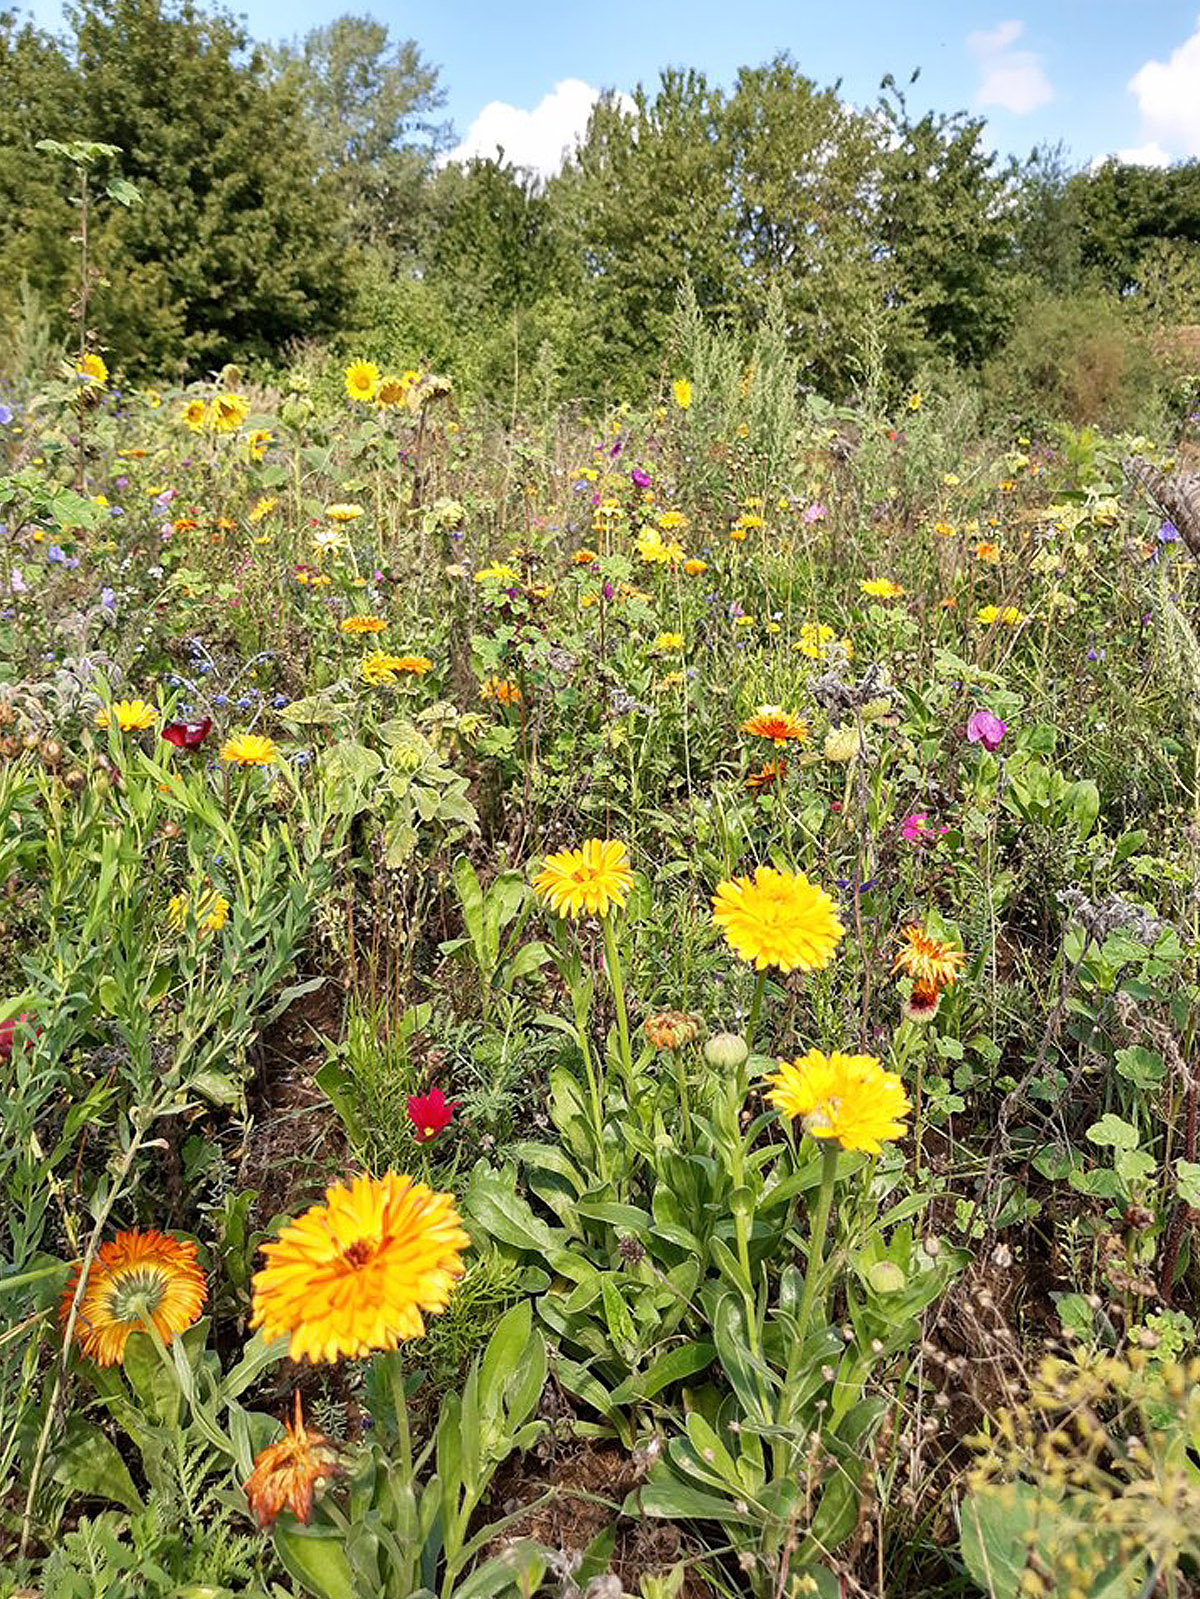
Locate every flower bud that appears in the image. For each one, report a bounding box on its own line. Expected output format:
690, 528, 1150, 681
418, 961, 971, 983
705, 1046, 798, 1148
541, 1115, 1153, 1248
704, 1032, 748, 1070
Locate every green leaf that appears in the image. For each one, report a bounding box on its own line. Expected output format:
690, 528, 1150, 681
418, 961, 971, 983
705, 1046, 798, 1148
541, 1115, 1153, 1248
51, 1416, 142, 1513
633, 1471, 755, 1524
1085, 1114, 1140, 1150
609, 1341, 715, 1405
272, 1522, 358, 1599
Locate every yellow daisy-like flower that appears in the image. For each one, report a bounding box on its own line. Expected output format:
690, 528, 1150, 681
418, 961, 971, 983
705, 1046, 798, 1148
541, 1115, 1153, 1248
247, 428, 272, 461
61, 1229, 207, 1366
220, 732, 278, 766
344, 360, 381, 404
360, 651, 433, 684
975, 604, 1000, 625
250, 1172, 470, 1363
652, 632, 684, 652
534, 838, 634, 920
741, 706, 809, 748
249, 495, 278, 525
474, 562, 519, 586
168, 888, 231, 934
636, 528, 684, 565
182, 398, 206, 431
657, 509, 689, 532
1001, 605, 1026, 625
325, 503, 364, 523
893, 925, 964, 990
573, 548, 599, 565
907, 391, 923, 412
797, 622, 852, 663
766, 1050, 910, 1154
974, 541, 1001, 562
340, 614, 387, 635
712, 865, 844, 972
860, 578, 905, 600
76, 351, 109, 387
684, 558, 708, 576
933, 521, 956, 538
211, 394, 249, 434
480, 676, 522, 705
95, 698, 156, 731
671, 377, 692, 410
375, 373, 410, 408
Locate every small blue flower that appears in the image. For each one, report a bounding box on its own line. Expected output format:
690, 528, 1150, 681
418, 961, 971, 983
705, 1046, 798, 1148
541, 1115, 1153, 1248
272, 693, 290, 709
213, 693, 228, 707
0, 404, 13, 426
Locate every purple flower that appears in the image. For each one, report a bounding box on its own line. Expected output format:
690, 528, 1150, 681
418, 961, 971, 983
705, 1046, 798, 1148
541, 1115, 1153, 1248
966, 709, 1007, 752
802, 503, 827, 523
631, 467, 651, 489
101, 587, 116, 609
602, 581, 615, 601
1158, 521, 1179, 544
0, 404, 12, 426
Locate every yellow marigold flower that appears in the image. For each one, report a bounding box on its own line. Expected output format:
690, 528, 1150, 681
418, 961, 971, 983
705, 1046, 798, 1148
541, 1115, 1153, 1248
344, 360, 380, 403
729, 527, 748, 543
894, 925, 964, 990
934, 521, 956, 538
375, 373, 410, 408
95, 698, 156, 731
712, 865, 844, 972
168, 889, 231, 934
340, 614, 387, 635
243, 1392, 342, 1529
907, 391, 923, 411
684, 558, 708, 576
183, 398, 207, 432
325, 503, 364, 523
797, 622, 852, 663
1001, 605, 1026, 625
249, 495, 277, 524
636, 528, 683, 565
672, 377, 692, 410
247, 428, 272, 460
475, 562, 519, 586
480, 676, 521, 704
76, 351, 108, 387
60, 1229, 206, 1366
741, 706, 809, 747
220, 732, 278, 766
860, 578, 905, 599
652, 632, 684, 652
767, 1050, 910, 1154
657, 509, 689, 531
975, 541, 1001, 562
573, 548, 599, 565
976, 604, 1000, 624
250, 1172, 470, 1363
534, 838, 634, 919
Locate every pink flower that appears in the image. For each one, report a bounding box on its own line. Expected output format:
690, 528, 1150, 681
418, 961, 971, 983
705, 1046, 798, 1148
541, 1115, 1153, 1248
406, 1086, 457, 1143
901, 812, 948, 845
966, 709, 1007, 752
802, 503, 827, 523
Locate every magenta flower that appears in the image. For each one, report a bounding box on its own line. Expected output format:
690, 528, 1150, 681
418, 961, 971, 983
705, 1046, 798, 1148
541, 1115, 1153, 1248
802, 503, 827, 523
631, 467, 651, 488
966, 709, 1007, 752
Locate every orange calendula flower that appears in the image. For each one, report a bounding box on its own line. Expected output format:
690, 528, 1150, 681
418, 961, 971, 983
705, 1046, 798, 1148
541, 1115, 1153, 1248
746, 759, 787, 791
60, 1229, 206, 1366
767, 1050, 910, 1154
95, 698, 157, 732
220, 733, 278, 766
893, 925, 965, 991
974, 541, 1001, 562
340, 614, 387, 635
250, 1172, 470, 1363
480, 676, 521, 704
534, 838, 634, 920
573, 548, 599, 565
243, 1392, 343, 1528
712, 866, 844, 972
741, 706, 809, 748
683, 558, 708, 576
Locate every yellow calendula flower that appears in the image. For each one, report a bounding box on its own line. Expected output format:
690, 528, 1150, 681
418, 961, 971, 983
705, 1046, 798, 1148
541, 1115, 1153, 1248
712, 866, 844, 972
474, 562, 519, 586
671, 377, 692, 410
249, 496, 278, 524
636, 528, 683, 565
325, 503, 364, 523
860, 579, 905, 600
797, 622, 852, 663
95, 699, 156, 731
976, 603, 1023, 626
534, 838, 634, 920
183, 398, 207, 432
220, 733, 278, 766
657, 509, 689, 532
652, 632, 684, 652
76, 351, 108, 387
767, 1050, 911, 1154
975, 541, 1001, 562
907, 391, 923, 412
933, 521, 956, 538
340, 614, 387, 635
60, 1229, 206, 1367
1000, 605, 1026, 625
360, 652, 434, 684
250, 1172, 470, 1363
344, 360, 381, 403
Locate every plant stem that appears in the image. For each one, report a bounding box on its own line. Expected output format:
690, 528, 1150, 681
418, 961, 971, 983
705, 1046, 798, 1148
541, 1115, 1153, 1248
746, 968, 767, 1055
602, 914, 634, 1097
782, 1142, 839, 1418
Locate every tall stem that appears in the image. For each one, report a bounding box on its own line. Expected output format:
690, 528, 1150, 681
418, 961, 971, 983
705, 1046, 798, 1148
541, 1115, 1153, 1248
602, 914, 634, 1097
782, 1142, 839, 1418
746, 968, 768, 1055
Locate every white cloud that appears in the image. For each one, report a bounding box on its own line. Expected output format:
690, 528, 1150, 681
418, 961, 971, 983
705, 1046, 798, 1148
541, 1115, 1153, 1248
1126, 15, 1200, 159
445, 79, 623, 181
1111, 141, 1173, 169
967, 19, 1053, 114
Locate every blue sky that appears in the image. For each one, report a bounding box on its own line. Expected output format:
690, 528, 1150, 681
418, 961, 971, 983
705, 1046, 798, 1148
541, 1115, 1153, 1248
26, 0, 1200, 174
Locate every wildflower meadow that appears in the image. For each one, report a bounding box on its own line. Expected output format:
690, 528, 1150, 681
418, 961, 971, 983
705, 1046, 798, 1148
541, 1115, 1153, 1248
5, 8, 1200, 1598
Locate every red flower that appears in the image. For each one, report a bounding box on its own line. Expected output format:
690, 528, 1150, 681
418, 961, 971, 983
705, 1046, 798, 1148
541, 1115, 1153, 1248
407, 1086, 456, 1143
0, 1011, 37, 1060
162, 718, 212, 749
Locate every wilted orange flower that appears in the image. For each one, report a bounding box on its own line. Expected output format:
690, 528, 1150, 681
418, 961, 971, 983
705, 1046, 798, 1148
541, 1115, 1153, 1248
893, 925, 964, 991
746, 759, 787, 791
643, 1010, 702, 1050
480, 676, 521, 704
61, 1229, 206, 1366
243, 1393, 342, 1528
741, 706, 809, 748
250, 1172, 469, 1362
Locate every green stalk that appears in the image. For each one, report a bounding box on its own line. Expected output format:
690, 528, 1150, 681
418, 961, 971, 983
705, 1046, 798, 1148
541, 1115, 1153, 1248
781, 1141, 840, 1418
602, 913, 634, 1097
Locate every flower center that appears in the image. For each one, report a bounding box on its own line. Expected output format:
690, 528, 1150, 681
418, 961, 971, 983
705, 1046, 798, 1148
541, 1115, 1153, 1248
342, 1238, 376, 1270
804, 1098, 840, 1134
108, 1267, 167, 1324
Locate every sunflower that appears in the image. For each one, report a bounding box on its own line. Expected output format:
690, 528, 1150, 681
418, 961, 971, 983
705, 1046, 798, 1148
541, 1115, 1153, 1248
767, 1050, 911, 1154
220, 732, 278, 766
741, 706, 809, 748
340, 614, 387, 635
95, 698, 156, 732
534, 838, 633, 920
182, 399, 207, 432
61, 1228, 207, 1366
375, 374, 410, 408
893, 925, 964, 990
247, 428, 272, 461
250, 1172, 470, 1363
211, 394, 249, 434
76, 351, 108, 387
325, 503, 364, 523
243, 1392, 342, 1528
344, 360, 381, 404
712, 865, 844, 972
860, 579, 905, 599
671, 377, 693, 410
